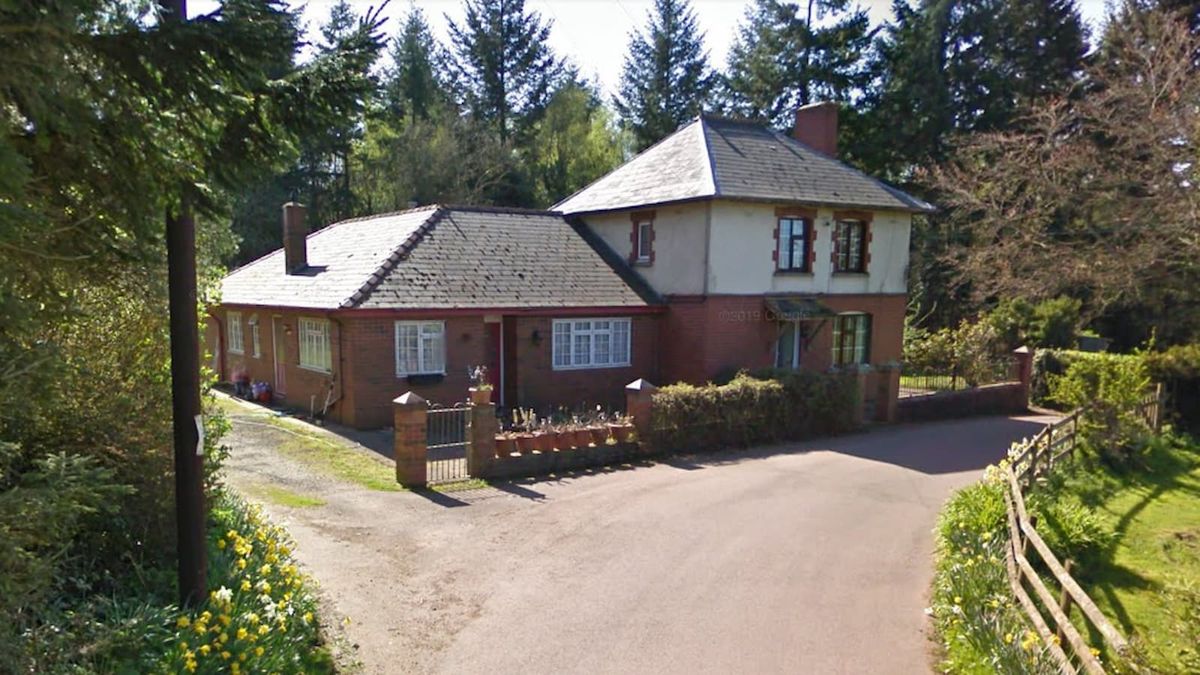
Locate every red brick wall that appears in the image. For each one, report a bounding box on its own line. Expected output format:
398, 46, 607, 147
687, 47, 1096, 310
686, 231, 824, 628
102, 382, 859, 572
511, 315, 659, 415
659, 293, 908, 385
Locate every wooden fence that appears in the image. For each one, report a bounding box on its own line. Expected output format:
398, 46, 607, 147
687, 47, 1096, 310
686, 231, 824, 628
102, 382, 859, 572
1000, 386, 1162, 673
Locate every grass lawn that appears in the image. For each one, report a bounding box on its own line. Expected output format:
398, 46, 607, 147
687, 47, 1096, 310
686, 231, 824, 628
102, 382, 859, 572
1043, 434, 1200, 673
244, 482, 328, 507
210, 393, 402, 492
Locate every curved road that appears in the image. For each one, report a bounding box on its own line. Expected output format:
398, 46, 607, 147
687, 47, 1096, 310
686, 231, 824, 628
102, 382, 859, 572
225, 410, 1052, 674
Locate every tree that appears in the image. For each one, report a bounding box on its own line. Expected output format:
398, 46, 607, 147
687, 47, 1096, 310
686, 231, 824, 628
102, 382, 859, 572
447, 0, 564, 143
381, 7, 448, 122
723, 0, 874, 128
931, 8, 1200, 346
615, 0, 715, 150
527, 83, 627, 205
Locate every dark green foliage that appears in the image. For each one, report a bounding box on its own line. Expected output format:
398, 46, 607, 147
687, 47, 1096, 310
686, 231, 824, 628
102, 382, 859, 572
615, 0, 715, 150
648, 370, 858, 453
723, 0, 875, 128
382, 7, 450, 123
985, 297, 1082, 350
448, 0, 565, 143
1146, 345, 1200, 431
1031, 349, 1144, 409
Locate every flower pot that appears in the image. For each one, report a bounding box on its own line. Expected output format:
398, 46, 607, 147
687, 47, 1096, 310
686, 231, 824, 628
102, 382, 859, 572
588, 425, 609, 446
548, 431, 567, 451
533, 431, 554, 452
515, 433, 537, 454
495, 435, 517, 457
608, 423, 633, 443
468, 387, 492, 405
569, 429, 590, 448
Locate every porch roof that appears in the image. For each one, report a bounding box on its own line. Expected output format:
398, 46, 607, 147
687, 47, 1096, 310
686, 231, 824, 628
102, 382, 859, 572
764, 296, 837, 321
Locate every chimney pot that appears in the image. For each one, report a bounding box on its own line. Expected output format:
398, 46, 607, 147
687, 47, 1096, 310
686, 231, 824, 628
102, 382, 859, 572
793, 101, 839, 157
282, 202, 308, 274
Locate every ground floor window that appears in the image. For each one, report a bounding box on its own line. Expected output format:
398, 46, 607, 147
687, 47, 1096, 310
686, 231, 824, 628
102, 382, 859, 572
832, 312, 871, 366
298, 317, 332, 372
227, 311, 244, 354
249, 315, 261, 357
395, 321, 446, 376
552, 318, 631, 370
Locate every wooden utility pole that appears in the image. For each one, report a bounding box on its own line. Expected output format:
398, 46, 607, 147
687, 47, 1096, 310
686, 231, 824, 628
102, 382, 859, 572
161, 0, 207, 607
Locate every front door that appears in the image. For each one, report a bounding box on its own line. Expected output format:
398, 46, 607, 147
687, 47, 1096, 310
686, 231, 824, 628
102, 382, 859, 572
272, 316, 287, 396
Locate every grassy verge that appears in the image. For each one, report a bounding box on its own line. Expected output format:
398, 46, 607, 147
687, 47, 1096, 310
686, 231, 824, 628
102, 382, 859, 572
930, 467, 1059, 673
244, 483, 327, 508
215, 394, 400, 493
1031, 432, 1200, 672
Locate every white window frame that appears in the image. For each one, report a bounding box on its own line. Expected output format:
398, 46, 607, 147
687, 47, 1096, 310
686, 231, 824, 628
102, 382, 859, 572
298, 317, 332, 373
394, 320, 446, 377
227, 311, 244, 354
775, 321, 803, 369
552, 318, 632, 371
249, 315, 262, 358
635, 221, 652, 263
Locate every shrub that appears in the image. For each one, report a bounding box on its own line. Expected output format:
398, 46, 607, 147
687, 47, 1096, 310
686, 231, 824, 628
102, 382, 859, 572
648, 370, 858, 453
1031, 349, 1142, 409
1145, 344, 1200, 431
985, 297, 1081, 350
1049, 354, 1153, 463
930, 469, 1058, 673
1027, 493, 1115, 574
904, 318, 1007, 385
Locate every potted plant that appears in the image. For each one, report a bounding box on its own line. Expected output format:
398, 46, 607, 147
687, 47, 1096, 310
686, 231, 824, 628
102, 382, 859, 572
468, 365, 493, 405
512, 408, 537, 454
587, 407, 610, 445
495, 431, 518, 457
608, 413, 634, 443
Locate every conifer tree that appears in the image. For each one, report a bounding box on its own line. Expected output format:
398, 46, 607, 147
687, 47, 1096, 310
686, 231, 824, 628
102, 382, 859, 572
615, 0, 715, 150
382, 7, 447, 122
447, 0, 564, 143
723, 0, 874, 128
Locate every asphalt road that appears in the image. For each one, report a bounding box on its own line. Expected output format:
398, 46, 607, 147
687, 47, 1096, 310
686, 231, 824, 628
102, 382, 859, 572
224, 409, 1052, 674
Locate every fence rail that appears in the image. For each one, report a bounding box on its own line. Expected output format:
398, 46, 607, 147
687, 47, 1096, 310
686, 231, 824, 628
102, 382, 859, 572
899, 354, 1018, 399
1001, 385, 1162, 673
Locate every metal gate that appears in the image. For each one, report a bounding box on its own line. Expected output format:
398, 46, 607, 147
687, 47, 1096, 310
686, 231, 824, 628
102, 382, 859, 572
426, 405, 470, 483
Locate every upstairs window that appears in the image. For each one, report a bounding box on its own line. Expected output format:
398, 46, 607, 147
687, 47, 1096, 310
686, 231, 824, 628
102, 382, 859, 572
299, 317, 332, 372
552, 318, 631, 370
631, 211, 654, 265
832, 313, 871, 366
395, 321, 445, 376
777, 217, 812, 272
227, 311, 244, 354
834, 219, 867, 273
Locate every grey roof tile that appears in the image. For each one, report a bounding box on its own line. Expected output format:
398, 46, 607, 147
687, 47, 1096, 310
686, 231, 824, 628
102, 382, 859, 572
219, 206, 655, 311
554, 115, 934, 215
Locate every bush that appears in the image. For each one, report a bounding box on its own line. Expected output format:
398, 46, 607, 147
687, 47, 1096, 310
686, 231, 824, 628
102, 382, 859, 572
1145, 344, 1200, 431
1049, 354, 1153, 463
1027, 493, 1115, 574
904, 318, 1007, 386
930, 469, 1059, 673
1030, 349, 1143, 409
984, 297, 1082, 350
648, 370, 858, 453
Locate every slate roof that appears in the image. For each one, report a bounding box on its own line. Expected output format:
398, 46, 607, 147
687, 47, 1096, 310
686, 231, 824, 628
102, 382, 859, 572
554, 115, 934, 215
219, 206, 658, 311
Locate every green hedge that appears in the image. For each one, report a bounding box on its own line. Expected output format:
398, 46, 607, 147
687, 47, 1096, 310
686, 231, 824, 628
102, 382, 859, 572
1031, 349, 1141, 408
648, 369, 858, 454
1145, 345, 1200, 431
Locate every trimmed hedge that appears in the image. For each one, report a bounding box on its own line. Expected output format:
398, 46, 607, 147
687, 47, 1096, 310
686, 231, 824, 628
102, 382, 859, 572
1145, 345, 1200, 431
648, 369, 858, 454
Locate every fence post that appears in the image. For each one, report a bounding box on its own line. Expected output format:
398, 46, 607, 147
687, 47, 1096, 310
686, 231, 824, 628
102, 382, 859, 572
468, 402, 498, 478
625, 378, 657, 456
1013, 346, 1034, 409
393, 392, 427, 488
1056, 559, 1076, 644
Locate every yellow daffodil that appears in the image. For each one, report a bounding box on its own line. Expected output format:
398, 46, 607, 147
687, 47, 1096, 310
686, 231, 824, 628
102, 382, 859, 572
236, 627, 248, 640
255, 646, 264, 657
176, 617, 190, 629
199, 645, 211, 656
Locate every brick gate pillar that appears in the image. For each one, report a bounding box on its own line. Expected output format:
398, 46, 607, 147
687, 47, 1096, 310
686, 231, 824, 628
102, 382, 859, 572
1013, 346, 1034, 410
393, 392, 427, 488
876, 364, 900, 423
468, 403, 498, 478
625, 378, 657, 456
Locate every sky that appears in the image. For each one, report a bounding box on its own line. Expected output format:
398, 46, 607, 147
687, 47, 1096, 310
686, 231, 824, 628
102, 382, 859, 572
192, 0, 1113, 97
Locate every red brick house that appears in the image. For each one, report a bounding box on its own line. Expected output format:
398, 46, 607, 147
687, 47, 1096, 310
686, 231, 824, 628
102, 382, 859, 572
554, 102, 934, 419
210, 102, 932, 428
209, 205, 662, 429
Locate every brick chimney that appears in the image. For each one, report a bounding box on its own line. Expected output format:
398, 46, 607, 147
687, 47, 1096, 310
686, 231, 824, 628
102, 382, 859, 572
793, 101, 839, 157
282, 201, 308, 274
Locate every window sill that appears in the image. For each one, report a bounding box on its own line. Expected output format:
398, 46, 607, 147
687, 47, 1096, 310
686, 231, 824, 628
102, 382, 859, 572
228, 349, 244, 355
299, 364, 332, 374
401, 372, 445, 385
552, 362, 632, 372
632, 260, 652, 267
774, 269, 813, 276
831, 271, 868, 277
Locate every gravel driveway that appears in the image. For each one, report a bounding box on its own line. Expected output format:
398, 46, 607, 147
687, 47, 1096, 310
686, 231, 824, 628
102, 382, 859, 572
222, 407, 1053, 674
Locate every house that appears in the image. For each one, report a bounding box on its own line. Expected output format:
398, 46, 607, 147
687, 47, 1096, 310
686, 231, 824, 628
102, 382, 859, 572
556, 102, 934, 419
209, 206, 662, 429
208, 102, 932, 428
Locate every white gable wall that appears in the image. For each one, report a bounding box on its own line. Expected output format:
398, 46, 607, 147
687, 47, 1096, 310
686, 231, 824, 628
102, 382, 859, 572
583, 202, 710, 296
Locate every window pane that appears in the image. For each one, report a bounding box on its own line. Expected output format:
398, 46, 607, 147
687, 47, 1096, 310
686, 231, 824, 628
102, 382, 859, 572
778, 219, 792, 269
574, 332, 591, 365
638, 222, 651, 259
791, 221, 807, 269
612, 320, 630, 364
594, 331, 610, 365
553, 322, 571, 367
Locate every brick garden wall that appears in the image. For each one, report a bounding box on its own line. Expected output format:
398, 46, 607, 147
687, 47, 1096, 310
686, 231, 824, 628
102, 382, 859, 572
896, 382, 1028, 423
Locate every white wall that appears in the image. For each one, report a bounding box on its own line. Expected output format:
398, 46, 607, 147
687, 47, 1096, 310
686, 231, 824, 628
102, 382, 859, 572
706, 200, 911, 295
582, 203, 710, 296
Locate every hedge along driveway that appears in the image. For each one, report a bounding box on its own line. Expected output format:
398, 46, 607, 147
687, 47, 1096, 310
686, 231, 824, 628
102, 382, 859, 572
222, 408, 1055, 674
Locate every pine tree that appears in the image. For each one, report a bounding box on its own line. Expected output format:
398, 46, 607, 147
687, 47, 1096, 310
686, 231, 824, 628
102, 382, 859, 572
381, 7, 447, 122
447, 0, 564, 143
723, 0, 874, 128
615, 0, 715, 151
